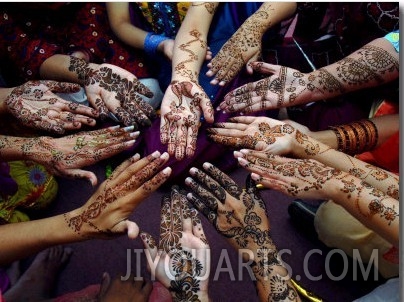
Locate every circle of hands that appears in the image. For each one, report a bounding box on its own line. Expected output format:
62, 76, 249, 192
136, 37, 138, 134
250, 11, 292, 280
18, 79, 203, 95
160, 80, 214, 160
140, 186, 210, 301
79, 61, 157, 129
5, 80, 99, 134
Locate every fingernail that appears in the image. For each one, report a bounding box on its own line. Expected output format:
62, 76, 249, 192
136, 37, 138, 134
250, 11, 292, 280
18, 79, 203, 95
162, 167, 172, 175
130, 131, 140, 138
108, 125, 120, 130
132, 153, 141, 160
233, 151, 243, 158
237, 157, 249, 166
202, 162, 211, 170
125, 139, 136, 145
160, 152, 169, 160
151, 151, 161, 158
189, 167, 197, 175
185, 177, 193, 185
123, 125, 135, 132
251, 173, 262, 181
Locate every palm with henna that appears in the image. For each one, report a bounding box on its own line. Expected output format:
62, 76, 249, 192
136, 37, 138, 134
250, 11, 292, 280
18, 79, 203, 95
141, 186, 211, 302
160, 80, 213, 160
185, 163, 300, 302
3, 80, 98, 134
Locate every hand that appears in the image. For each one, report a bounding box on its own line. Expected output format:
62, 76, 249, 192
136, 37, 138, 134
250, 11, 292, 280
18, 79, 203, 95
185, 163, 299, 301
5, 80, 98, 134
98, 272, 152, 302
69, 57, 156, 128
236, 153, 340, 200
160, 80, 214, 160
141, 186, 210, 302
207, 116, 296, 154
64, 151, 171, 239
185, 163, 271, 252
26, 126, 140, 186
206, 12, 265, 86
218, 62, 313, 113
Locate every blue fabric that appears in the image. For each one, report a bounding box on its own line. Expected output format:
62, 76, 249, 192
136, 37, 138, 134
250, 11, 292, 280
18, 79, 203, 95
384, 30, 399, 53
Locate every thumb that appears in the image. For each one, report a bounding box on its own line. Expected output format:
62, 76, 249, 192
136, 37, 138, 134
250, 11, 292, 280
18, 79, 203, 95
200, 96, 214, 123
140, 232, 158, 260
62, 169, 98, 187
246, 52, 261, 74
125, 220, 140, 239
250, 61, 279, 75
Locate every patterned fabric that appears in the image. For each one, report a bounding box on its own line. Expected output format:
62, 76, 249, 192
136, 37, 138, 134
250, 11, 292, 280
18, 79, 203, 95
0, 3, 152, 85
136, 2, 190, 37
384, 30, 399, 52
0, 160, 58, 224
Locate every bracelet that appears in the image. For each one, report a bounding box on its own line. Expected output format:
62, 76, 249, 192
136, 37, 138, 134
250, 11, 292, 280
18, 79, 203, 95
144, 32, 169, 56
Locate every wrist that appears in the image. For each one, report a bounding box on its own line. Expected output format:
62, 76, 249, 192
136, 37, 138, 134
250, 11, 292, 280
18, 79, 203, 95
144, 33, 170, 56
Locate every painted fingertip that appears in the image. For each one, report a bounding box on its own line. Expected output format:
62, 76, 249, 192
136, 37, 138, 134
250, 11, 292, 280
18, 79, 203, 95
251, 173, 262, 182
184, 177, 193, 185
162, 167, 172, 175
186, 192, 194, 200
126, 139, 136, 145
132, 153, 141, 160
123, 125, 135, 132
160, 152, 169, 160
108, 125, 120, 130
233, 151, 243, 158
237, 157, 249, 166
151, 151, 161, 158
240, 149, 250, 154
189, 167, 197, 175
202, 162, 212, 170
130, 131, 140, 138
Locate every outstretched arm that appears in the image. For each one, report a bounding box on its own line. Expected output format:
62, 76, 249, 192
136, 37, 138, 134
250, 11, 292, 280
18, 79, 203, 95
160, 2, 218, 160
219, 36, 399, 113
237, 155, 399, 248
207, 2, 297, 86
40, 55, 156, 128
0, 151, 171, 265
186, 163, 300, 302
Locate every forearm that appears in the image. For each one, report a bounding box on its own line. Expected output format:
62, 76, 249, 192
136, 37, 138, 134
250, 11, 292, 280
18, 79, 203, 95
248, 244, 300, 302
0, 212, 83, 265
255, 2, 297, 29
303, 37, 399, 102
171, 2, 217, 82
291, 131, 399, 199
311, 114, 399, 151
326, 173, 399, 247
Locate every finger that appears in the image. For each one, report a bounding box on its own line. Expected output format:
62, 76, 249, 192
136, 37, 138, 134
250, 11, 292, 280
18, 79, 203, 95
87, 96, 109, 120
170, 187, 185, 233
63, 113, 97, 127
207, 124, 247, 136
185, 125, 198, 158
58, 168, 98, 187
110, 153, 141, 179
175, 124, 187, 160
160, 115, 170, 144
184, 177, 218, 210
186, 192, 216, 224
189, 167, 226, 203
250, 61, 279, 74
251, 173, 288, 194
227, 115, 257, 125
55, 100, 99, 118
159, 195, 172, 251
140, 232, 158, 260
93, 139, 137, 161
111, 151, 161, 186
200, 96, 214, 123
246, 53, 261, 74
123, 98, 152, 127
202, 162, 242, 198
190, 208, 208, 245
98, 272, 112, 298
132, 79, 154, 98
113, 220, 139, 239
113, 107, 137, 128
168, 122, 179, 158
178, 189, 193, 233
44, 80, 82, 93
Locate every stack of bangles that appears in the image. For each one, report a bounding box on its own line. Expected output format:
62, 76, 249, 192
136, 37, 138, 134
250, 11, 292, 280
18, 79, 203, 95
329, 119, 379, 155
144, 32, 170, 56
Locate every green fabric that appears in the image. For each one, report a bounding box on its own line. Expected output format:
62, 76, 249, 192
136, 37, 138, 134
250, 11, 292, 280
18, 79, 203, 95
0, 160, 58, 223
